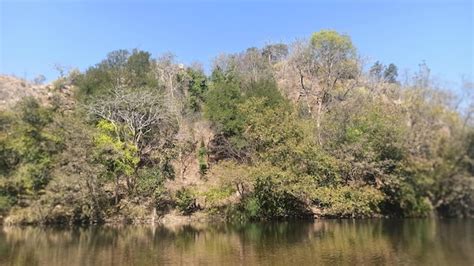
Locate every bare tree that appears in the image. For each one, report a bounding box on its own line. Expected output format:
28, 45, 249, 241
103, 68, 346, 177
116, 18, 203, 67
153, 53, 181, 99
53, 63, 71, 78
88, 86, 178, 195
212, 48, 274, 85
89, 87, 177, 158
262, 43, 289, 64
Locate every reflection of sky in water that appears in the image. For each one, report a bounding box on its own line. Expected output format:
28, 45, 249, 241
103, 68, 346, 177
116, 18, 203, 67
0, 219, 473, 266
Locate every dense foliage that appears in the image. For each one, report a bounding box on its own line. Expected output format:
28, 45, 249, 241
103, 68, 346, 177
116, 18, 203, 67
1, 30, 472, 224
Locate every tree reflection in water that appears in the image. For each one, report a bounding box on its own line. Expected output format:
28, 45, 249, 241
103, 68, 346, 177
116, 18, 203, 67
0, 219, 472, 265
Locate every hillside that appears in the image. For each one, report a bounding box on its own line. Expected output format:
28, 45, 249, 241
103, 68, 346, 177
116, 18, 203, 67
0, 75, 51, 109
0, 30, 473, 226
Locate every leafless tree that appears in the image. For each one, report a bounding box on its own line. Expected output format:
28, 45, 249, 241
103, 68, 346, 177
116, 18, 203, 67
88, 87, 177, 159
212, 48, 274, 85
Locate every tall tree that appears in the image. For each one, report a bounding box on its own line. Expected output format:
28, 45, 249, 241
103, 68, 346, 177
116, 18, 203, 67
369, 61, 384, 80
288, 30, 360, 144
384, 63, 398, 83
262, 43, 289, 64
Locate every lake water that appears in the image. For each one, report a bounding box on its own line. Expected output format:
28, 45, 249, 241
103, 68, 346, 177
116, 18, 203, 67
0, 219, 472, 265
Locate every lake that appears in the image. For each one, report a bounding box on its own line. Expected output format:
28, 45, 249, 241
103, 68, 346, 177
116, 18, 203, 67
0, 219, 472, 265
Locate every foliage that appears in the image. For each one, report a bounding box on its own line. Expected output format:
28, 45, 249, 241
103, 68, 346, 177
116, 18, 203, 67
0, 195, 12, 214
209, 160, 253, 198
370, 61, 399, 83
0, 98, 62, 206
175, 188, 197, 215
74, 49, 157, 99
94, 119, 139, 179
185, 67, 208, 112
312, 186, 384, 218
135, 167, 166, 203
204, 80, 245, 136
202, 186, 234, 210
310, 29, 358, 81
384, 63, 399, 83
1, 30, 473, 224
250, 167, 312, 219
198, 141, 208, 175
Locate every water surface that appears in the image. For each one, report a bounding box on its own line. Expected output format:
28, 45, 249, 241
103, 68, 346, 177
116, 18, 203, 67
1, 219, 472, 265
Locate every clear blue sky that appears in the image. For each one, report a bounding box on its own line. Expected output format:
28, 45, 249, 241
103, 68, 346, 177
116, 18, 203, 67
1, 0, 473, 87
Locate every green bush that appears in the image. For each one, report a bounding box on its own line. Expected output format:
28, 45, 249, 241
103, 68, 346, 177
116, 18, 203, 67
225, 196, 261, 222
253, 175, 311, 219
202, 186, 234, 209
175, 188, 197, 215
198, 141, 208, 176
204, 80, 245, 136
0, 195, 12, 214
312, 186, 384, 218
136, 168, 166, 203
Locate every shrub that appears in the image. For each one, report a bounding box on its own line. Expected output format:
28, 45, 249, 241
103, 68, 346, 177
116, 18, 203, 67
198, 141, 208, 176
202, 186, 234, 209
312, 186, 384, 218
0, 195, 12, 214
135, 167, 166, 203
253, 175, 311, 219
175, 188, 197, 215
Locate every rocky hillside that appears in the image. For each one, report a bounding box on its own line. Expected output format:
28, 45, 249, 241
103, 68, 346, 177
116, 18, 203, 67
0, 75, 51, 109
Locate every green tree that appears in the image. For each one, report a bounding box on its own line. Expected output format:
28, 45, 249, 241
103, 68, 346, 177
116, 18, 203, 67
369, 61, 384, 80
384, 63, 398, 83
0, 98, 63, 217
75, 49, 157, 99
185, 67, 208, 112
289, 30, 360, 144
94, 119, 140, 204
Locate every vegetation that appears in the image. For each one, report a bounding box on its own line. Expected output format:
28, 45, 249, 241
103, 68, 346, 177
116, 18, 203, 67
1, 30, 473, 225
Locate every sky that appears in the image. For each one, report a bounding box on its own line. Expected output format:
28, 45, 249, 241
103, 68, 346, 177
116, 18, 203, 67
0, 0, 473, 88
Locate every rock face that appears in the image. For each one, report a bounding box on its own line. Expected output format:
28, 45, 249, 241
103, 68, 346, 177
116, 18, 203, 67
0, 75, 51, 109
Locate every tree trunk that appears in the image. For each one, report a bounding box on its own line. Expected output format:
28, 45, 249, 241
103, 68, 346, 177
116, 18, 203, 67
115, 175, 119, 205
316, 98, 323, 146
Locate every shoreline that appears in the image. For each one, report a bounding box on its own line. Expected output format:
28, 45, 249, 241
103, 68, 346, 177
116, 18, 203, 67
1, 210, 454, 228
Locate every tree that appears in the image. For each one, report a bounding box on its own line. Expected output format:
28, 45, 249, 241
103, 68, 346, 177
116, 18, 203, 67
1, 98, 61, 192
384, 63, 398, 83
88, 87, 178, 193
211, 47, 274, 86
204, 79, 247, 161
47, 115, 108, 223
204, 80, 244, 137
287, 30, 360, 144
89, 87, 177, 158
94, 119, 140, 204
185, 66, 208, 112
126, 49, 153, 87
204, 78, 284, 162
310, 30, 358, 81
33, 75, 46, 85
262, 43, 289, 64
0, 97, 63, 217
369, 61, 384, 80
2, 40, 474, 223
53, 64, 70, 78
75, 49, 156, 98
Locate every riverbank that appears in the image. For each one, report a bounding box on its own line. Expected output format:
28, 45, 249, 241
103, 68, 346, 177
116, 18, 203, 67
1, 204, 431, 227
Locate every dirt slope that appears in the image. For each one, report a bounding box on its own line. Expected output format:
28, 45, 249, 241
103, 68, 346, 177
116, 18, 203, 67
0, 75, 51, 109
